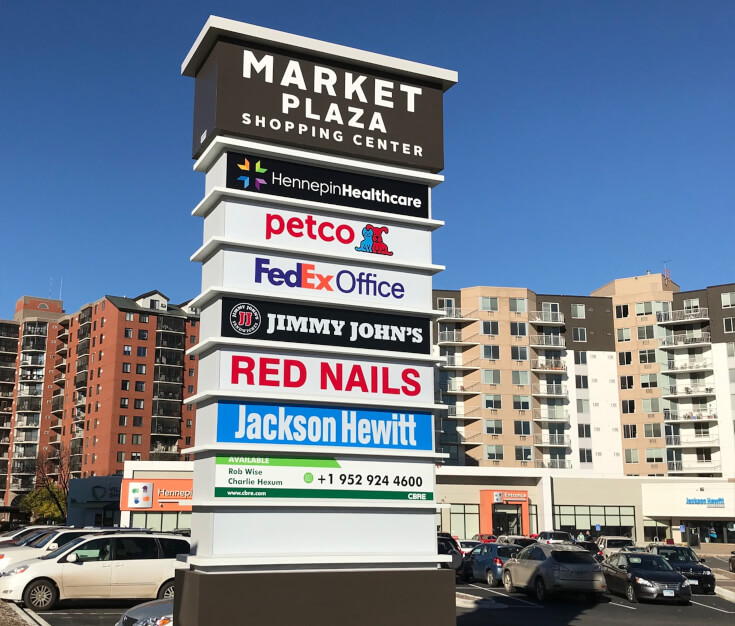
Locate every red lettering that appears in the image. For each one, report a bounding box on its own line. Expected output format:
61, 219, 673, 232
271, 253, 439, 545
302, 263, 317, 289
345, 365, 369, 393
401, 368, 421, 396
315, 273, 334, 291
259, 357, 280, 387
336, 224, 354, 244
321, 362, 342, 391
318, 221, 335, 242
370, 365, 378, 393
305, 214, 318, 239
284, 359, 307, 387
287, 216, 304, 238
382, 367, 400, 395
231, 356, 255, 385
266, 213, 355, 245
265, 214, 284, 240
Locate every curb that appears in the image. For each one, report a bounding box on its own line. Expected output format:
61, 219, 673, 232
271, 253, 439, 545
7, 604, 52, 626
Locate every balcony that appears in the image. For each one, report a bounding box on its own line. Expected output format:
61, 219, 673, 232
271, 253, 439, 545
439, 355, 480, 371
663, 411, 717, 423
21, 337, 46, 352
529, 335, 566, 348
667, 460, 721, 473
55, 342, 67, 356
535, 459, 572, 469
18, 370, 44, 382
436, 308, 479, 323
74, 372, 88, 388
23, 324, 47, 337
662, 385, 716, 399
528, 311, 565, 325
77, 338, 90, 356
661, 360, 713, 375
530, 359, 567, 373
532, 409, 570, 423
157, 336, 185, 350
155, 349, 184, 367
0, 358, 16, 370
151, 419, 181, 437
665, 435, 719, 447
152, 384, 183, 401
15, 417, 40, 428
149, 445, 180, 461
531, 384, 568, 398
16, 399, 42, 412
659, 333, 711, 349
534, 434, 571, 447
157, 317, 186, 333
10, 480, 34, 492
443, 381, 482, 395
154, 366, 183, 384
440, 432, 484, 446
0, 339, 17, 354
656, 308, 709, 325
152, 401, 182, 418
437, 330, 479, 346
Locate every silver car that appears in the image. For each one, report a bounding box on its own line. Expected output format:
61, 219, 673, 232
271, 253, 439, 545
116, 598, 173, 626
502, 543, 606, 602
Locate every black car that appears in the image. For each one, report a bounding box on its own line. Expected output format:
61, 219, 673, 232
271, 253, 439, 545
729, 550, 735, 573
438, 536, 463, 577
602, 552, 691, 604
575, 540, 604, 562
647, 545, 715, 593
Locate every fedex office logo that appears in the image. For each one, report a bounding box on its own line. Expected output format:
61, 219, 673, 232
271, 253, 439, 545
254, 257, 404, 299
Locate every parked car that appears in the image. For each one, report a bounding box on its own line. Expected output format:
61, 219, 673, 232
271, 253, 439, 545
458, 540, 481, 556
502, 543, 605, 602
0, 532, 190, 610
0, 528, 102, 569
537, 531, 573, 544
462, 542, 521, 586
729, 550, 735, 573
497, 535, 536, 548
618, 546, 648, 553
438, 536, 463, 577
646, 544, 715, 594
437, 532, 461, 553
602, 552, 691, 604
471, 533, 497, 543
574, 540, 604, 562
116, 598, 173, 626
597, 536, 635, 557
0, 526, 56, 546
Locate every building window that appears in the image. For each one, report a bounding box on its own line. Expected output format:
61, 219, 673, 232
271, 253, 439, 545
575, 351, 587, 365
571, 304, 585, 319
510, 322, 527, 336
185, 437, 192, 445
724, 318, 735, 333
124, 328, 133, 338
482, 321, 499, 335
190, 335, 196, 344
620, 376, 633, 390
624, 449, 639, 463
123, 345, 132, 355
512, 371, 530, 385
132, 434, 142, 445
135, 381, 145, 392
682, 298, 700, 312
514, 421, 531, 435
121, 380, 130, 391
513, 395, 531, 410
639, 349, 656, 363
118, 434, 126, 444
579, 449, 592, 463
721, 292, 735, 308
186, 419, 192, 428
119, 415, 127, 426
137, 347, 147, 357
696, 448, 712, 461
511, 346, 528, 361
125, 313, 134, 321
131, 453, 141, 461
134, 399, 144, 410
189, 355, 196, 361
644, 423, 662, 438
617, 328, 631, 342
188, 369, 195, 377
480, 297, 498, 312
576, 375, 588, 389
482, 345, 500, 360
573, 328, 587, 342
483, 394, 502, 409
486, 445, 503, 460
122, 362, 131, 373
640, 374, 657, 388
577, 399, 590, 414
515, 446, 533, 461
117, 452, 125, 462
622, 400, 635, 414
136, 364, 146, 374
642, 398, 660, 413
623, 424, 637, 438
637, 325, 655, 340
120, 398, 129, 408
140, 314, 149, 323
138, 330, 148, 340
618, 351, 632, 365
615, 304, 629, 318
133, 416, 143, 427
187, 385, 194, 394
645, 448, 664, 463
450, 504, 480, 540
635, 302, 654, 316
482, 370, 500, 384
485, 419, 502, 435
509, 298, 527, 313
578, 424, 591, 438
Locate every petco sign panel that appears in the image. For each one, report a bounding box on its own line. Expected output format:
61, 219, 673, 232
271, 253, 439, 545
213, 249, 431, 310
212, 200, 433, 266
218, 348, 434, 405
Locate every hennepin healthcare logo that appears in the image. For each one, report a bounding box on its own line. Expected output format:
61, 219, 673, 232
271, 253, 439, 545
236, 157, 268, 191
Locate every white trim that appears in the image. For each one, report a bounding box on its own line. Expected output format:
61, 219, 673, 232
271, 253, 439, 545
189, 499, 438, 510
184, 443, 443, 460
181, 554, 446, 568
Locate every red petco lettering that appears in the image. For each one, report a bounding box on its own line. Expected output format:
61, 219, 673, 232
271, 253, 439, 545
266, 213, 354, 244
231, 356, 421, 396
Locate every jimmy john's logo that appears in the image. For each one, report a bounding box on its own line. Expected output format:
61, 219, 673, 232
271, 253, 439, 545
220, 297, 430, 355
229, 302, 262, 337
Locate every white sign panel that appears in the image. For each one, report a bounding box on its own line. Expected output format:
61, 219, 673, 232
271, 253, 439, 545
206, 201, 434, 266
214, 455, 434, 503
218, 348, 434, 405
205, 249, 431, 310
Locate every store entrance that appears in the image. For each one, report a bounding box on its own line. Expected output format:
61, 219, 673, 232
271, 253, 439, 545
493, 504, 522, 535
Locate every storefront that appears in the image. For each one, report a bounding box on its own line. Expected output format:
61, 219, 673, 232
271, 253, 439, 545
480, 490, 531, 536
67, 475, 122, 527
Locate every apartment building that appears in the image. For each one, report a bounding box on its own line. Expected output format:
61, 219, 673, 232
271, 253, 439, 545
434, 274, 735, 479
0, 292, 199, 507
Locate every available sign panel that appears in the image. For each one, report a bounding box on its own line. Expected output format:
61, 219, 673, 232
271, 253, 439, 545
224, 152, 430, 219
192, 42, 446, 171
214, 455, 434, 502
215, 249, 431, 310
219, 349, 435, 405
216, 401, 433, 452
211, 199, 433, 265
221, 296, 431, 354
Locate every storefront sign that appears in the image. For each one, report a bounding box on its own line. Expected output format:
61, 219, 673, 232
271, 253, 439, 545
221, 297, 431, 354
191, 42, 447, 171
224, 153, 430, 218
213, 249, 431, 310
215, 401, 433, 451
121, 479, 193, 512
685, 497, 726, 508
219, 348, 434, 404
213, 455, 433, 502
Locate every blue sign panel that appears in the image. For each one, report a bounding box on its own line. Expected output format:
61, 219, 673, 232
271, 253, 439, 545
595, 524, 601, 532
216, 401, 433, 452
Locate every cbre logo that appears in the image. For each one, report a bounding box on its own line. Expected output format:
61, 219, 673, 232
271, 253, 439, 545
237, 157, 267, 191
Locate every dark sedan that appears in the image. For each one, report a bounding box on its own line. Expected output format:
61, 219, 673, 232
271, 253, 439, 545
647, 545, 715, 593
603, 552, 691, 604
575, 540, 604, 562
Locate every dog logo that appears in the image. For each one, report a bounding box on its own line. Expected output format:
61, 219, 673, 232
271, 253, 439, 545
229, 303, 262, 337
355, 225, 393, 256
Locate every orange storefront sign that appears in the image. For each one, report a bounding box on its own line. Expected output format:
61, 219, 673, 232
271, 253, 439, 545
479, 490, 530, 536
120, 478, 193, 512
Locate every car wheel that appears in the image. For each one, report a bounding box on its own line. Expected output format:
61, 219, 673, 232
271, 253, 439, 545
503, 571, 515, 593
534, 577, 546, 602
158, 579, 175, 600
23, 579, 58, 611
625, 583, 638, 604
486, 570, 497, 587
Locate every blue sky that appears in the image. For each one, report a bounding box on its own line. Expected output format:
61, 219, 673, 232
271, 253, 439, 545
1, 0, 732, 318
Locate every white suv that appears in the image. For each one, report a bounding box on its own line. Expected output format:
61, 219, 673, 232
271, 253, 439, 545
0, 532, 190, 610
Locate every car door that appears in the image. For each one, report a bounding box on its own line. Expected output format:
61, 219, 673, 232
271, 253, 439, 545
109, 537, 162, 598
59, 538, 113, 599
511, 545, 535, 587
603, 554, 621, 593
471, 544, 488, 580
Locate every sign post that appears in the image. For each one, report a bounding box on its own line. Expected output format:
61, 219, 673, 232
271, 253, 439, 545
178, 17, 457, 625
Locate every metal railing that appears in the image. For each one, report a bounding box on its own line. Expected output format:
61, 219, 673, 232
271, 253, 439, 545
528, 311, 565, 324
532, 409, 570, 421
437, 330, 464, 343
535, 459, 572, 469
530, 359, 566, 371
663, 360, 713, 372
666, 435, 718, 446
444, 381, 482, 393
659, 333, 711, 347
656, 308, 709, 323
667, 460, 721, 472
529, 335, 566, 347
662, 385, 715, 396
534, 434, 571, 446
531, 384, 568, 396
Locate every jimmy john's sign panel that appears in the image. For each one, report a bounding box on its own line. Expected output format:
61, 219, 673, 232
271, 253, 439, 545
221, 297, 431, 354
215, 401, 433, 452
203, 200, 433, 266
222, 152, 430, 219
203, 249, 431, 310
216, 348, 434, 405
191, 41, 446, 171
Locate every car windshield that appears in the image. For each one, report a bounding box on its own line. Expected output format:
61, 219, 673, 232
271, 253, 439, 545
41, 536, 85, 560
552, 551, 597, 564
460, 541, 479, 548
514, 539, 536, 547
549, 532, 571, 540
607, 539, 634, 548
10, 531, 47, 546
497, 546, 517, 558
0, 528, 23, 538
628, 555, 674, 571
28, 531, 59, 548
657, 547, 698, 563
577, 542, 598, 551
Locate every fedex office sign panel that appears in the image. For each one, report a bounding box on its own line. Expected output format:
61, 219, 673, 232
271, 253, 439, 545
214, 201, 433, 266
216, 250, 431, 310
219, 349, 434, 405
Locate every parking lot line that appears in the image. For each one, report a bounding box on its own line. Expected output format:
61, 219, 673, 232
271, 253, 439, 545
689, 600, 735, 614
608, 602, 636, 610
21, 608, 53, 626
468, 583, 543, 608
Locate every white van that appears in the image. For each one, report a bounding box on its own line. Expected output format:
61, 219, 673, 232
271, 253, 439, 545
0, 532, 190, 610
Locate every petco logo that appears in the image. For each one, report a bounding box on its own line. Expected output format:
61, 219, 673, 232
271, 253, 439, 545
254, 257, 405, 299
236, 157, 267, 191
265, 213, 393, 257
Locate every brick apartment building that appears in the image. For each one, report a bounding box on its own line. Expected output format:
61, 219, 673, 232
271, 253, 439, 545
0, 291, 199, 506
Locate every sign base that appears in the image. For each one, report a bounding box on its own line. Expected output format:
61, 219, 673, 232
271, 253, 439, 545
174, 568, 455, 625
